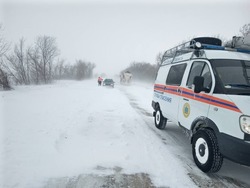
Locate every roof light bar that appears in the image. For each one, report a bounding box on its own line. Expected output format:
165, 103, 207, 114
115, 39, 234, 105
236, 48, 250, 54
201, 44, 225, 50
202, 44, 250, 54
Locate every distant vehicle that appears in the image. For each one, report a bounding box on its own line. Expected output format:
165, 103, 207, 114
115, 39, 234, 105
120, 71, 132, 84
225, 34, 250, 50
103, 78, 115, 88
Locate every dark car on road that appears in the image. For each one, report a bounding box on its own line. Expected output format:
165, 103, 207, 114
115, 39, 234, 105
103, 79, 115, 88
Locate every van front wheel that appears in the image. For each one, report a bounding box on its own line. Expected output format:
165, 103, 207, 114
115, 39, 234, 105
192, 129, 223, 173
154, 108, 167, 130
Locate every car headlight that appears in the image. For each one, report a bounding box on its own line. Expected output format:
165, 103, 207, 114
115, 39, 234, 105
240, 115, 250, 134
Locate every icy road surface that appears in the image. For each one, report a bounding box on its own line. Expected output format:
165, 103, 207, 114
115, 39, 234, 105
1, 79, 250, 188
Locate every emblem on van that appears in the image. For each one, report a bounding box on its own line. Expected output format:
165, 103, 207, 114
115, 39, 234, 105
183, 103, 190, 118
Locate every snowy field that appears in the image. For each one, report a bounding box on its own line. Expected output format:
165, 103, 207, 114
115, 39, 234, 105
1, 79, 250, 188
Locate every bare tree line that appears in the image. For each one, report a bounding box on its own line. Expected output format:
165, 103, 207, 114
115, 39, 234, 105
0, 24, 11, 90
54, 59, 95, 80
240, 23, 250, 37
1, 36, 59, 86
0, 25, 96, 90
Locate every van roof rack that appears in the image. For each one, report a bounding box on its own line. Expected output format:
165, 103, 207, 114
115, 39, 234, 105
162, 37, 222, 63
161, 36, 250, 65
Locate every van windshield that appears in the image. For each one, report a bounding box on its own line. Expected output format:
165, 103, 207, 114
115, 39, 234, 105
210, 59, 250, 95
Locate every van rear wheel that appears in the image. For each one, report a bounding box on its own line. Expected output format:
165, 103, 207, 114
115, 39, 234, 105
154, 107, 167, 130
192, 128, 223, 173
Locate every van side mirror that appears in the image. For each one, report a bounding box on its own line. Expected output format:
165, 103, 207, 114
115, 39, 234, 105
193, 76, 204, 93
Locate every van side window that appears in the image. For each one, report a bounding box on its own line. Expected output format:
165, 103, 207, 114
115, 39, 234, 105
166, 64, 187, 86
187, 61, 212, 92
187, 62, 204, 87
201, 64, 212, 91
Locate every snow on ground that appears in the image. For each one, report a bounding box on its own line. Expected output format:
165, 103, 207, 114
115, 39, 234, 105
1, 79, 197, 188
1, 79, 250, 188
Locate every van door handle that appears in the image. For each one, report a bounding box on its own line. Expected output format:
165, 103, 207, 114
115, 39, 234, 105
183, 98, 189, 101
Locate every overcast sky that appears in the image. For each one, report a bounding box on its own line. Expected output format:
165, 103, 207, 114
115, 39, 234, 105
1, 0, 250, 76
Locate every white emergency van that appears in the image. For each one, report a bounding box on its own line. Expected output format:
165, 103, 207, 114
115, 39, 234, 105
152, 36, 250, 173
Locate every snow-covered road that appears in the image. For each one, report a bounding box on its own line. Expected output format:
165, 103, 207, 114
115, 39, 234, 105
1, 79, 250, 188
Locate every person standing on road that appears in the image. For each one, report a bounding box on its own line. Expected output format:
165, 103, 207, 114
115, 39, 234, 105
98, 76, 103, 86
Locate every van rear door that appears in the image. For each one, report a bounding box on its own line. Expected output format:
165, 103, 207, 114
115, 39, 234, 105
161, 63, 187, 123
